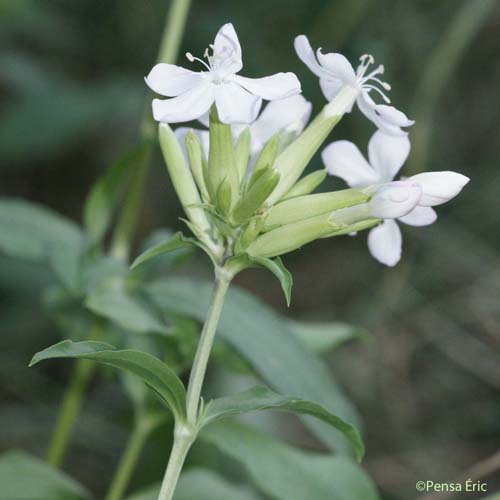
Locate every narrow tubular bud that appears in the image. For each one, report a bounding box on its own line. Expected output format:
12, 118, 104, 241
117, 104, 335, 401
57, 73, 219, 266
247, 212, 338, 258
158, 124, 210, 235
236, 216, 265, 252
185, 131, 209, 201
232, 168, 280, 223
282, 169, 327, 200
267, 91, 352, 205
265, 189, 369, 228
208, 106, 239, 207
252, 133, 280, 175
234, 128, 251, 182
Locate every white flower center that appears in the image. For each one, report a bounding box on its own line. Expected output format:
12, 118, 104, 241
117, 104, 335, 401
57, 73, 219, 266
356, 54, 391, 103
186, 38, 239, 84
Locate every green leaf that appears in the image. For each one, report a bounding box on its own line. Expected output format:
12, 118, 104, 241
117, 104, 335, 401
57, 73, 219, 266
203, 385, 364, 461
202, 421, 380, 500
249, 255, 292, 306
85, 278, 170, 335
0, 198, 84, 262
146, 278, 361, 455
84, 144, 147, 244
130, 232, 196, 271
30, 340, 186, 420
126, 468, 260, 500
0, 450, 92, 500
288, 320, 368, 354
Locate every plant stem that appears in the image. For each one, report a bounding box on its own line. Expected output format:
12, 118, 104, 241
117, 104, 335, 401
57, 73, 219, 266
104, 415, 152, 500
157, 268, 232, 500
109, 0, 192, 261
46, 322, 102, 467
185, 268, 231, 423
157, 427, 194, 500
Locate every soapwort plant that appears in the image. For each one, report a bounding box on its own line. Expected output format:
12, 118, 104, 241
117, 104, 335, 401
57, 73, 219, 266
25, 19, 469, 500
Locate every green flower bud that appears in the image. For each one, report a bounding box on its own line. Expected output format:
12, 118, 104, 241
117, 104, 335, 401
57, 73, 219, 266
234, 128, 251, 182
232, 167, 280, 223
185, 131, 209, 201
282, 169, 327, 200
265, 189, 369, 228
247, 212, 338, 258
252, 133, 280, 175
158, 124, 210, 236
208, 106, 239, 208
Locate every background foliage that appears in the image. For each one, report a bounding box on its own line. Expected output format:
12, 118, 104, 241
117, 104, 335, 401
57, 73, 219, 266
1, 0, 500, 498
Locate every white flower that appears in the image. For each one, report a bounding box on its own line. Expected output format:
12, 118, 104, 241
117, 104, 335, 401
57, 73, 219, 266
322, 131, 469, 266
146, 23, 301, 125
294, 35, 414, 136
175, 94, 312, 160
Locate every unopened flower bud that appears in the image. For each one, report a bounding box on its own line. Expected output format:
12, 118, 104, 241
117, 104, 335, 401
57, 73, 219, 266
368, 181, 422, 219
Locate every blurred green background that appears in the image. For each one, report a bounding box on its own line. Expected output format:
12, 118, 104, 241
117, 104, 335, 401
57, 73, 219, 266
1, 0, 500, 498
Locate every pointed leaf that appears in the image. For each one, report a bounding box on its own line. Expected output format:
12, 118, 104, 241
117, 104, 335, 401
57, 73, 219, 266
249, 255, 292, 306
202, 422, 380, 500
203, 385, 364, 461
0, 450, 92, 500
30, 340, 186, 420
84, 144, 147, 244
130, 232, 196, 271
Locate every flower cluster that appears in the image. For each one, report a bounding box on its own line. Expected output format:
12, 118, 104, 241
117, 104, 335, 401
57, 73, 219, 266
145, 23, 469, 270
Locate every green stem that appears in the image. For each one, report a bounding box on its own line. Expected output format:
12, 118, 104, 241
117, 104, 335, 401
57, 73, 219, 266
109, 0, 192, 261
157, 267, 232, 500
105, 415, 152, 500
46, 322, 102, 467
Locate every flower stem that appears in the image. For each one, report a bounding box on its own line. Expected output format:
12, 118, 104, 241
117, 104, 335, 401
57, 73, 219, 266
157, 268, 232, 500
46, 321, 102, 467
104, 415, 152, 500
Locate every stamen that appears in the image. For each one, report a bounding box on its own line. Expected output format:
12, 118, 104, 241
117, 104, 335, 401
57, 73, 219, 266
185, 50, 212, 71
363, 84, 391, 103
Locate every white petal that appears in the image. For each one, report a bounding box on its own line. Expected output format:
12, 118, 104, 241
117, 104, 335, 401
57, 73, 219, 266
367, 220, 402, 267
249, 95, 312, 151
294, 35, 330, 79
368, 130, 410, 182
409, 171, 470, 206
215, 82, 262, 124
357, 94, 411, 137
213, 23, 242, 74
321, 141, 380, 188
319, 78, 344, 101
152, 82, 215, 123
398, 205, 437, 226
369, 180, 422, 219
230, 73, 301, 100
145, 64, 203, 97
376, 105, 415, 127
316, 50, 357, 85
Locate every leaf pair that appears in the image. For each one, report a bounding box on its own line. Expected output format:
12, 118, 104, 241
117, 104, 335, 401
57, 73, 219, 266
30, 341, 364, 459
